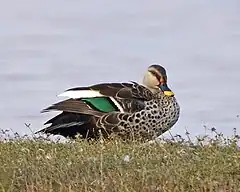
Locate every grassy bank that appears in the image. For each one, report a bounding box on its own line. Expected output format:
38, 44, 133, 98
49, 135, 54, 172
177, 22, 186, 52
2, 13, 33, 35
0, 131, 240, 192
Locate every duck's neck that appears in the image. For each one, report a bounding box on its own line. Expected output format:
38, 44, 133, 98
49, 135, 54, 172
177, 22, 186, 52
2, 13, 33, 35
140, 83, 160, 94
148, 87, 160, 94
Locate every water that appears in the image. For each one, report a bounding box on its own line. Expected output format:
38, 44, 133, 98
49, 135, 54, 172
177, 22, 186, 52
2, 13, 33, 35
0, 0, 240, 138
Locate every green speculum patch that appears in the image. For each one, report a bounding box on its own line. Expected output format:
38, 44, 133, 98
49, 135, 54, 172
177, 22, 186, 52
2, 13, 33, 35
82, 97, 118, 112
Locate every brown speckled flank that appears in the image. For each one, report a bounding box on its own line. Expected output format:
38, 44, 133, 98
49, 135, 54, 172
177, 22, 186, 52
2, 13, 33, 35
110, 92, 180, 140
36, 64, 180, 140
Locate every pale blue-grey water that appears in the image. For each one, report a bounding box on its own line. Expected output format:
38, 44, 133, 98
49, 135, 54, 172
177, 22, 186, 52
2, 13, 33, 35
0, 0, 240, 138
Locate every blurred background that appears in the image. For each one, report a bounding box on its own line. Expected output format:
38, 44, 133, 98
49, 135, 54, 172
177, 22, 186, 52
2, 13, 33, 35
0, 0, 239, 138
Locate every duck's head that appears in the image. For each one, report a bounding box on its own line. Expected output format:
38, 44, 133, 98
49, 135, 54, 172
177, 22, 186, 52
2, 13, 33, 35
143, 64, 174, 96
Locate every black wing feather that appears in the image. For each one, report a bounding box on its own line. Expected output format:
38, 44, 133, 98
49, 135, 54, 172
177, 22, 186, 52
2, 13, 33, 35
41, 99, 105, 117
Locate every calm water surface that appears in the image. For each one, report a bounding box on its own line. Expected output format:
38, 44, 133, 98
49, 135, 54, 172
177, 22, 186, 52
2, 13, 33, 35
0, 0, 240, 138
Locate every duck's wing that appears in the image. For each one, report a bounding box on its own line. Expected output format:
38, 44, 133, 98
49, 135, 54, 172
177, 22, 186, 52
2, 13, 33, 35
57, 82, 153, 113
59, 82, 153, 101
36, 111, 101, 139
41, 98, 104, 117
38, 98, 106, 138
38, 82, 154, 138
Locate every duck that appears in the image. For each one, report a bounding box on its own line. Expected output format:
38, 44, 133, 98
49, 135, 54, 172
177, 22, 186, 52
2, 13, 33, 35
36, 64, 180, 140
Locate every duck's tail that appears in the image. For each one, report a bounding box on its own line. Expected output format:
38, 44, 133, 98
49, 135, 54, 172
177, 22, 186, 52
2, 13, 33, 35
36, 112, 100, 139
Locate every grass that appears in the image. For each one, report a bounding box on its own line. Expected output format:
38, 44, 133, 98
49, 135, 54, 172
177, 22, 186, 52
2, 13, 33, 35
0, 129, 240, 192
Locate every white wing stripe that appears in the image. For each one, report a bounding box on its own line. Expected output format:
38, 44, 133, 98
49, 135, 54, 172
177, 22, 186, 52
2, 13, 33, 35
109, 97, 124, 112
58, 90, 124, 112
58, 90, 104, 99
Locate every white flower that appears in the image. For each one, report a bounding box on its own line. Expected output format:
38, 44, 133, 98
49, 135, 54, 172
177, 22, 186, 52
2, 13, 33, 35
122, 155, 130, 162
45, 154, 52, 160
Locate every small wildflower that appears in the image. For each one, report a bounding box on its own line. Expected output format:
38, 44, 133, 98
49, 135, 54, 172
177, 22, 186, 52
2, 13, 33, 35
122, 155, 130, 162
163, 155, 168, 159
45, 154, 52, 160
211, 127, 216, 132
21, 147, 30, 153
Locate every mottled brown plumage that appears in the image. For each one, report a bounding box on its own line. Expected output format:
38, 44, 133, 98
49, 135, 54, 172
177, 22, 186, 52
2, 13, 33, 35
36, 64, 180, 140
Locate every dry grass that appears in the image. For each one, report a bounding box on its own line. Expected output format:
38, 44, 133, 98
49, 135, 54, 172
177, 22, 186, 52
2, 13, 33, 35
0, 129, 240, 192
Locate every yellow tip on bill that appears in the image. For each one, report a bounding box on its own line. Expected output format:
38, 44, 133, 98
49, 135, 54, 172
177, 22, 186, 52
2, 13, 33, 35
164, 91, 174, 96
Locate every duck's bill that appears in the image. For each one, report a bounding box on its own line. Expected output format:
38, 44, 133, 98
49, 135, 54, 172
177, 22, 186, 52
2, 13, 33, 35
159, 83, 174, 96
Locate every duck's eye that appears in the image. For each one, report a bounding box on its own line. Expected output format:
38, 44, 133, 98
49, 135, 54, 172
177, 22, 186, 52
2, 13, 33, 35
150, 71, 161, 81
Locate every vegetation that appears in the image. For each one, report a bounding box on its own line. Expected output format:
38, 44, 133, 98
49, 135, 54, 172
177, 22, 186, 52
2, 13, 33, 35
0, 128, 240, 192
